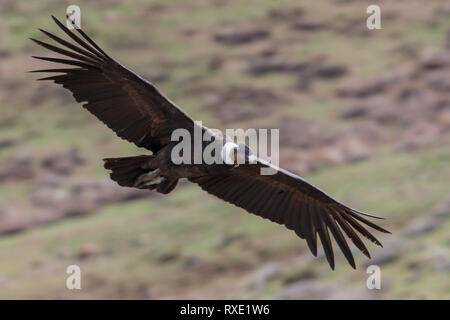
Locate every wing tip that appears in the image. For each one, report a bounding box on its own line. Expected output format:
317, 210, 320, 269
351, 208, 384, 219
51, 14, 62, 25
343, 254, 357, 270
362, 249, 372, 259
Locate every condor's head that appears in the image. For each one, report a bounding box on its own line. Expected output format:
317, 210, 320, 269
221, 142, 257, 166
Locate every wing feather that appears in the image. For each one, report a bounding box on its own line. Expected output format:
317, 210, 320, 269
30, 16, 199, 152
189, 160, 389, 269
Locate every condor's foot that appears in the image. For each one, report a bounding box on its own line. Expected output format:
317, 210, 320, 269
134, 169, 165, 189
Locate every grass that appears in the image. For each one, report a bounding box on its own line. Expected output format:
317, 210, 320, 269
0, 143, 449, 298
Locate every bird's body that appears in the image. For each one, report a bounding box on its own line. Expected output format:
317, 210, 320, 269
104, 133, 237, 193
30, 16, 389, 269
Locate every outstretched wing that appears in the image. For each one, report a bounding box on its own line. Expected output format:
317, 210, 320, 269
189, 159, 389, 269
29, 16, 198, 152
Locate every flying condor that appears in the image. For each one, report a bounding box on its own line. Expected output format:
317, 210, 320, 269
29, 16, 389, 269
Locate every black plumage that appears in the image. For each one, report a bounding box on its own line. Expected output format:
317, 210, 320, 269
30, 16, 390, 269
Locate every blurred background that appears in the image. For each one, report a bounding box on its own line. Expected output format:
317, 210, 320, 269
0, 0, 449, 299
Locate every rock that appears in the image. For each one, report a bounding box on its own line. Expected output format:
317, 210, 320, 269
213, 27, 269, 46
279, 118, 336, 149
181, 256, 203, 271
309, 146, 347, 170
278, 118, 378, 171
207, 55, 225, 71
315, 65, 348, 79
433, 197, 450, 219
77, 244, 99, 260
446, 28, 450, 49
429, 252, 450, 272
37, 174, 64, 189
337, 74, 399, 98
137, 285, 154, 300
207, 87, 283, 123
351, 121, 384, 142
434, 4, 450, 18
341, 97, 400, 124
404, 216, 440, 237
434, 98, 450, 112
69, 180, 149, 208
296, 73, 315, 91
147, 71, 170, 83
182, 28, 197, 37
0, 152, 34, 182
336, 136, 371, 163
0, 202, 58, 234
180, 255, 227, 274
393, 43, 420, 59
420, 49, 450, 70
399, 122, 440, 151
248, 60, 309, 76
341, 104, 369, 119
425, 70, 450, 92
29, 83, 73, 107
40, 147, 85, 175
247, 263, 281, 290
0, 49, 11, 58
268, 7, 304, 21
437, 109, 450, 131
259, 48, 277, 58
408, 248, 450, 273
291, 21, 326, 32
337, 18, 371, 37
156, 251, 180, 264
396, 86, 421, 101
0, 138, 16, 151
335, 45, 450, 156
279, 149, 311, 173
0, 179, 150, 235
278, 281, 334, 299
30, 187, 70, 208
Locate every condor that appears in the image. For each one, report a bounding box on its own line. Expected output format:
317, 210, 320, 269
30, 16, 389, 269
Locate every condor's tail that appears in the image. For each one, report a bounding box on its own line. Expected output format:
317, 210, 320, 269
103, 155, 153, 188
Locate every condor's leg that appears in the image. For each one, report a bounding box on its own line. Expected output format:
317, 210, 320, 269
134, 169, 164, 188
